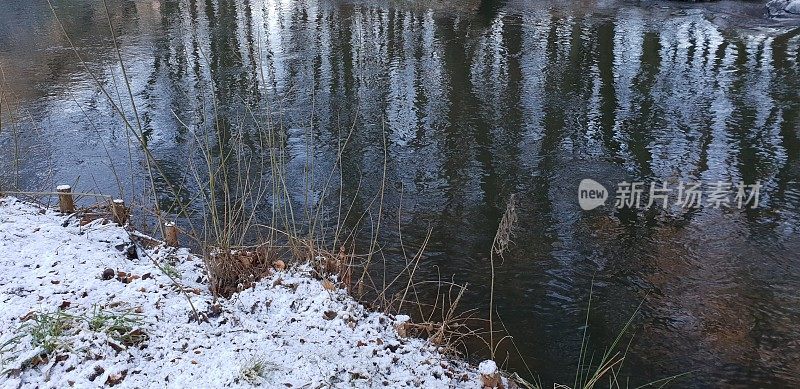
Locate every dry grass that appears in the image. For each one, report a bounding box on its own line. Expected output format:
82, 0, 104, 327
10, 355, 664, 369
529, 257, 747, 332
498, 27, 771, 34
488, 194, 518, 359
0, 64, 25, 193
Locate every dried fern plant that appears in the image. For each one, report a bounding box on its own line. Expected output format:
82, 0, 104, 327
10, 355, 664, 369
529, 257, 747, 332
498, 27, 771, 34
489, 194, 517, 360
492, 194, 518, 257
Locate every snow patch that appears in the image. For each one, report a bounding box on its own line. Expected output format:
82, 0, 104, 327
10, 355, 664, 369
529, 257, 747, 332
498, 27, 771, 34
478, 360, 498, 376
0, 197, 482, 387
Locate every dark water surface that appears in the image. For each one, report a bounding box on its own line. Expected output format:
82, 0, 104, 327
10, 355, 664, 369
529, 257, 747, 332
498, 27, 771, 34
2, 0, 800, 387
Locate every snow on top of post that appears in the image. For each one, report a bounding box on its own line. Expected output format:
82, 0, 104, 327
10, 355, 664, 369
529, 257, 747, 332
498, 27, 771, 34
478, 360, 498, 375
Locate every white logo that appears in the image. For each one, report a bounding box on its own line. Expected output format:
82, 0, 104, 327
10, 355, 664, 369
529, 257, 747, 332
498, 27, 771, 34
578, 179, 608, 210
578, 179, 762, 210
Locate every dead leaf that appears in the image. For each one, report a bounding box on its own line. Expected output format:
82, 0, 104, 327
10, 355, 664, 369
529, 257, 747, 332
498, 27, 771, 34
20, 311, 35, 321
102, 268, 115, 280
322, 279, 335, 291
88, 365, 104, 381
121, 328, 147, 346
108, 341, 124, 353
30, 355, 47, 367
105, 370, 127, 386
395, 322, 409, 338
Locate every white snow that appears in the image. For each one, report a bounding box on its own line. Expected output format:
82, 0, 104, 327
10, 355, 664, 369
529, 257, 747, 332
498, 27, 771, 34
478, 360, 498, 376
0, 197, 482, 388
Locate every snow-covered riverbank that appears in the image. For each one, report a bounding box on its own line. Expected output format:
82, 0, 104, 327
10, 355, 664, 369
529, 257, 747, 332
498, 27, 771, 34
0, 197, 492, 388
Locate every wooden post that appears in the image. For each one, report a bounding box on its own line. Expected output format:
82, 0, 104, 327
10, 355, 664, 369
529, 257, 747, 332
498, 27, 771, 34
164, 222, 178, 247
56, 185, 75, 213
111, 199, 127, 225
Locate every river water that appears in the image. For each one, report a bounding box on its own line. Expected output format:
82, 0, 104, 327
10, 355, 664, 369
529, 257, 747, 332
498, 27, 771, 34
1, 0, 799, 387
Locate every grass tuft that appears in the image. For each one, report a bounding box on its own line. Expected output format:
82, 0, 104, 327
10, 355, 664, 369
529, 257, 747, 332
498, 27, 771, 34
239, 357, 274, 385
88, 307, 147, 346
26, 310, 75, 355
160, 262, 181, 280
